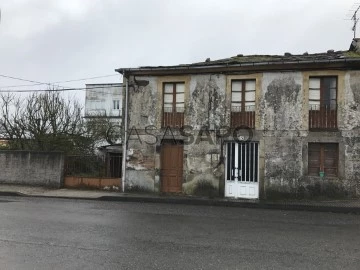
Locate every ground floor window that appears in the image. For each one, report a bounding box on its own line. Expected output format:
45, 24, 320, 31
308, 143, 338, 176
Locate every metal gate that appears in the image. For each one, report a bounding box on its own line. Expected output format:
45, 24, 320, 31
225, 142, 259, 199
108, 153, 122, 178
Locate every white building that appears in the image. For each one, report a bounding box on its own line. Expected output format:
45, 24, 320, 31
84, 83, 123, 178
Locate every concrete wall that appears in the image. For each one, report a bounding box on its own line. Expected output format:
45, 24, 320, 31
0, 151, 64, 187
124, 70, 360, 199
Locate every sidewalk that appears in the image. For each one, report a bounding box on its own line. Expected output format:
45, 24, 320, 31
0, 184, 359, 214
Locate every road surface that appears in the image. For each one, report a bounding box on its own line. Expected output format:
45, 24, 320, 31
0, 196, 359, 269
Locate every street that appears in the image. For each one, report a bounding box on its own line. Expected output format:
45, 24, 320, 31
0, 197, 359, 270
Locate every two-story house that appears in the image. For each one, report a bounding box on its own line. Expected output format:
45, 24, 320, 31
116, 39, 360, 199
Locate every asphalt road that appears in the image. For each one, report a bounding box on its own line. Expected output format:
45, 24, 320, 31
0, 197, 359, 270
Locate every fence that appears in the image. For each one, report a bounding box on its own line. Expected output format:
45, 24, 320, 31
309, 104, 337, 130
64, 154, 121, 189
65, 155, 106, 177
162, 107, 185, 127
231, 106, 255, 129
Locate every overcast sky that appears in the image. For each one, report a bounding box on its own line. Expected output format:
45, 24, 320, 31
0, 0, 357, 103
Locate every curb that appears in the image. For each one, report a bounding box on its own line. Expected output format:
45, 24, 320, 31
99, 196, 360, 214
0, 191, 24, 197
1, 191, 359, 214
0, 191, 102, 201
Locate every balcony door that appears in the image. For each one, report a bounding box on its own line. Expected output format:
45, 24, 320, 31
162, 82, 184, 127
309, 77, 337, 130
231, 80, 256, 129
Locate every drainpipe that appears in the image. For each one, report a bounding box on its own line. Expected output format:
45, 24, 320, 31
121, 70, 129, 192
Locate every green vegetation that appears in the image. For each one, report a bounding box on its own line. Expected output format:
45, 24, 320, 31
343, 51, 360, 58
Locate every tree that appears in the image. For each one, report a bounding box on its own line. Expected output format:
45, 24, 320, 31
0, 91, 95, 154
84, 115, 122, 146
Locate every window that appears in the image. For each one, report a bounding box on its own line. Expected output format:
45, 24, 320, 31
113, 100, 120, 110
162, 82, 185, 127
308, 143, 338, 177
163, 83, 184, 113
231, 80, 256, 128
309, 77, 337, 129
231, 80, 255, 112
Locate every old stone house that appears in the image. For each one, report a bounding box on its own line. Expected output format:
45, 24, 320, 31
116, 39, 360, 199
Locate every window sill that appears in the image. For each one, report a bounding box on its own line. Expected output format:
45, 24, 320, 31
309, 128, 338, 132
306, 175, 339, 179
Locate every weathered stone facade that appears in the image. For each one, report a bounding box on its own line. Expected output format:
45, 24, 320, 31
118, 44, 360, 199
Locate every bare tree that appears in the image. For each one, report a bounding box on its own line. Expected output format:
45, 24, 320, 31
0, 91, 95, 154
85, 114, 122, 146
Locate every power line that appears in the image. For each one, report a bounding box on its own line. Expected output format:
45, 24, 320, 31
52, 74, 120, 84
0, 73, 123, 95
0, 74, 69, 90
0, 74, 44, 84
0, 85, 123, 93
0, 73, 120, 88
0, 82, 45, 88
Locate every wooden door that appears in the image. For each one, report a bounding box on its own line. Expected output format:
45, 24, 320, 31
161, 142, 183, 193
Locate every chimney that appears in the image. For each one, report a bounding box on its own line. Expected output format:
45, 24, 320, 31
349, 38, 360, 52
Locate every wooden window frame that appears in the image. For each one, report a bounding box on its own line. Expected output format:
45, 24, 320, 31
162, 82, 185, 127
162, 82, 184, 113
308, 143, 338, 177
230, 79, 256, 129
308, 76, 338, 130
309, 76, 337, 108
231, 79, 256, 112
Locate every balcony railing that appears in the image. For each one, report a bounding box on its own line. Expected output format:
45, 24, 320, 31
85, 109, 106, 117
309, 104, 337, 130
110, 109, 121, 117
162, 107, 184, 127
231, 106, 255, 129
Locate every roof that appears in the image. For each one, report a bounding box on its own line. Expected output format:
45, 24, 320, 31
116, 45, 360, 76
178, 50, 356, 67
